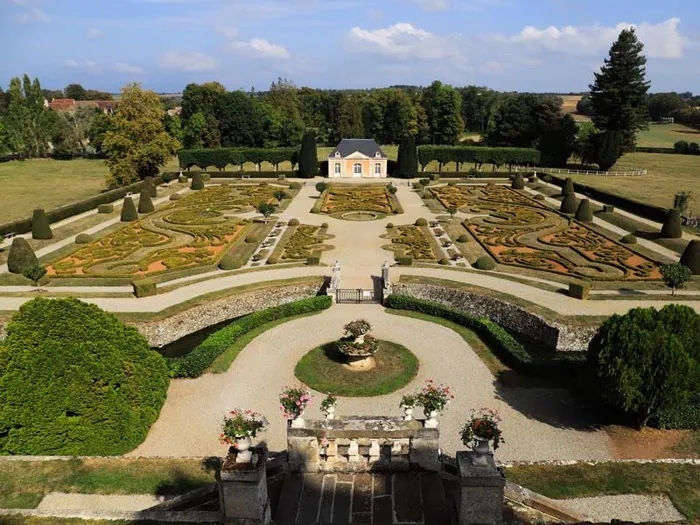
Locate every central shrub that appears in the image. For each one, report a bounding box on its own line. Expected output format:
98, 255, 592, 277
0, 298, 170, 455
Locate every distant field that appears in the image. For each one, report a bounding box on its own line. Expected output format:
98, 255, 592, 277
636, 123, 700, 148
566, 152, 700, 212
560, 95, 590, 122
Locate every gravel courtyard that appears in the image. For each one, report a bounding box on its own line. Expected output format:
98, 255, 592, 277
129, 305, 612, 461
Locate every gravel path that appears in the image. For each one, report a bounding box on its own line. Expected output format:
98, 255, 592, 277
37, 493, 164, 511
560, 494, 685, 523
128, 304, 611, 462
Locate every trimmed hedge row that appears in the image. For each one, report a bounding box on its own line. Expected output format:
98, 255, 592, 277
166, 171, 297, 179
385, 295, 585, 376
652, 396, 700, 430
168, 295, 332, 378
417, 146, 541, 171
178, 148, 298, 171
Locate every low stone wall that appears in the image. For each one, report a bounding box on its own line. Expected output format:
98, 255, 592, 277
391, 282, 598, 351
137, 280, 324, 348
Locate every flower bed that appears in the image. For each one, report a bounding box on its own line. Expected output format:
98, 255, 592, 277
385, 225, 437, 261
319, 185, 400, 215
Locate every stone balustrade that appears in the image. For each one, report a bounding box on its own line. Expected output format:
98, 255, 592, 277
287, 416, 440, 473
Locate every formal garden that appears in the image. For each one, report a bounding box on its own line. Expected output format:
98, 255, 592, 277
313, 183, 403, 219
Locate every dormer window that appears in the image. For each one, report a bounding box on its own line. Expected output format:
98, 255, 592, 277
375, 152, 381, 158
334, 152, 341, 158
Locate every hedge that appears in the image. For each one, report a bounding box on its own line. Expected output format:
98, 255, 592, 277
652, 396, 700, 430
178, 148, 298, 171
385, 295, 585, 376
417, 146, 541, 171
168, 296, 332, 378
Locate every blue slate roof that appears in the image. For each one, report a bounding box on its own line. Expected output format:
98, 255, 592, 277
329, 139, 387, 159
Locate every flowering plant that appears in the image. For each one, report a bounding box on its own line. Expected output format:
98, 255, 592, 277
460, 408, 504, 450
219, 409, 268, 445
320, 395, 337, 414
400, 394, 418, 409
416, 380, 454, 413
279, 385, 312, 419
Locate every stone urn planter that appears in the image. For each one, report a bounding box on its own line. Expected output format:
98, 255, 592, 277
403, 407, 414, 421
472, 437, 491, 465
290, 412, 305, 429
235, 436, 254, 463
338, 319, 379, 370
324, 405, 336, 420
424, 410, 439, 428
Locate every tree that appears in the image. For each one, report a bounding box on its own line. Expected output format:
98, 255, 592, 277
396, 135, 418, 179
588, 130, 622, 171
587, 304, 699, 428
5, 75, 54, 157
216, 91, 258, 148
447, 206, 457, 222
7, 237, 38, 274
274, 190, 287, 204
315, 182, 327, 193
258, 202, 275, 223
421, 80, 463, 144
102, 83, 180, 188
538, 113, 578, 168
660, 264, 692, 295
648, 92, 686, 121
87, 113, 116, 154
163, 113, 183, 143
21, 264, 46, 289
576, 94, 595, 117
673, 191, 692, 214
265, 78, 304, 147
589, 28, 650, 154
458, 86, 501, 132
298, 130, 318, 178
0, 297, 169, 454
182, 111, 207, 149
64, 83, 87, 100
333, 93, 364, 141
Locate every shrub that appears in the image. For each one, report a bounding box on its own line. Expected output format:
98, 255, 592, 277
396, 255, 413, 266
474, 256, 496, 270
438, 257, 450, 265
169, 296, 332, 378
661, 208, 682, 239
190, 172, 204, 190
178, 175, 188, 183
321, 223, 329, 229
7, 237, 38, 274
31, 209, 53, 240
131, 279, 157, 298
660, 264, 692, 295
543, 174, 552, 183
298, 131, 318, 178
306, 254, 321, 266
447, 181, 456, 187
587, 304, 700, 428
245, 234, 261, 244
120, 197, 138, 222
568, 282, 590, 300
679, 240, 700, 275
620, 234, 637, 244
415, 218, 428, 226
170, 193, 183, 201
219, 250, 242, 270
98, 204, 114, 213
457, 234, 469, 243
534, 194, 545, 201
137, 190, 155, 214
202, 173, 211, 182
289, 182, 302, 190
387, 223, 394, 229
266, 254, 280, 265
0, 298, 169, 454
511, 173, 525, 190
652, 397, 700, 430
674, 140, 690, 154
315, 182, 328, 193
22, 264, 47, 285
143, 176, 158, 198
574, 199, 593, 222
387, 184, 398, 195
288, 218, 300, 226
560, 192, 578, 214
603, 204, 615, 213
561, 177, 574, 196
75, 233, 94, 244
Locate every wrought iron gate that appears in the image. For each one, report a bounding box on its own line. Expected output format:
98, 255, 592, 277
336, 288, 378, 304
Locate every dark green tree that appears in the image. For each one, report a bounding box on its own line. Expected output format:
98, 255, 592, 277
587, 304, 700, 428
538, 113, 578, 167
660, 264, 692, 296
0, 297, 169, 454
648, 92, 686, 121
421, 81, 463, 144
396, 135, 418, 179
64, 83, 87, 100
590, 28, 650, 154
7, 237, 38, 274
258, 202, 275, 223
298, 130, 318, 178
21, 264, 47, 288
589, 130, 622, 171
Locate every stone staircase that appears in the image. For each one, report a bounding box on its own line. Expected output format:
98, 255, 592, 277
271, 471, 455, 525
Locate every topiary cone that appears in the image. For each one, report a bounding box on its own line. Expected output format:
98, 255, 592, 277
144, 177, 157, 198
7, 237, 39, 274
137, 189, 155, 214
511, 173, 525, 190
190, 172, 204, 190
560, 192, 578, 214
679, 240, 700, 275
661, 209, 682, 239
561, 177, 574, 196
31, 208, 53, 240
120, 197, 138, 222
575, 199, 593, 222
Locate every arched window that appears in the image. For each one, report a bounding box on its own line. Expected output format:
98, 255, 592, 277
334, 163, 341, 174
375, 163, 381, 175
353, 163, 362, 175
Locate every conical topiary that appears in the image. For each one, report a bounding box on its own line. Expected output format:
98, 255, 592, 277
137, 189, 155, 214
661, 208, 682, 239
191, 172, 204, 190
120, 196, 138, 222
560, 192, 578, 214
144, 177, 157, 198
31, 209, 53, 240
561, 177, 574, 196
679, 240, 700, 275
575, 199, 593, 222
7, 237, 39, 274
511, 173, 525, 190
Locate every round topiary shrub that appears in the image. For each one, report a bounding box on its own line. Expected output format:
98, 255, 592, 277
473, 256, 496, 271
288, 218, 300, 226
321, 223, 329, 229
245, 234, 261, 244
587, 304, 700, 428
178, 175, 188, 183
575, 199, 593, 222
31, 209, 53, 240
289, 182, 302, 190
219, 251, 240, 270
560, 192, 578, 214
679, 240, 700, 275
415, 218, 428, 226
315, 182, 328, 193
137, 190, 155, 214
448, 181, 456, 187
620, 234, 637, 244
534, 194, 546, 200
75, 233, 94, 244
457, 234, 469, 243
511, 173, 525, 190
661, 209, 682, 239
438, 257, 450, 266
386, 223, 394, 229
120, 197, 138, 222
7, 237, 38, 275
190, 172, 204, 190
0, 297, 169, 455
561, 177, 574, 196
170, 193, 183, 201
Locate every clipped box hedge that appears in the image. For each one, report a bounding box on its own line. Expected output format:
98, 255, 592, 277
652, 396, 700, 430
168, 295, 332, 378
568, 282, 590, 300
131, 279, 157, 298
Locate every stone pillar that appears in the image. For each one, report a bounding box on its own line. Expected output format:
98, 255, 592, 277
381, 261, 392, 302
457, 451, 505, 525
408, 427, 440, 472
218, 447, 271, 524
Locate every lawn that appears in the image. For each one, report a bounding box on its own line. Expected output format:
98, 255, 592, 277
567, 152, 700, 211
636, 123, 700, 148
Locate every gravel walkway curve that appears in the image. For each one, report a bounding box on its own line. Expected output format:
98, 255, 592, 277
559, 494, 685, 523
128, 304, 611, 462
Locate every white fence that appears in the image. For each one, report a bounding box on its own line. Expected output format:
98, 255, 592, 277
513, 166, 647, 177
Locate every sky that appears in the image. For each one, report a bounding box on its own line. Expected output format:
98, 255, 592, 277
1, 0, 699, 94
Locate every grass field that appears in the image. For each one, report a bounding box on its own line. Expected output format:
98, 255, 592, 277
636, 123, 700, 148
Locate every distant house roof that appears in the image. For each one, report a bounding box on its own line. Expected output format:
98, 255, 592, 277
329, 139, 387, 159
49, 98, 76, 111
48, 99, 118, 112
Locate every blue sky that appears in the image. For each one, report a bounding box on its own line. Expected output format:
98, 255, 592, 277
1, 0, 698, 93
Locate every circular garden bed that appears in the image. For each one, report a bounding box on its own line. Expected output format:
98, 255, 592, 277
332, 210, 385, 221
294, 340, 419, 397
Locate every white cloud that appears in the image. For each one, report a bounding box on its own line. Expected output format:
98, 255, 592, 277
63, 59, 100, 73
158, 51, 217, 72
13, 8, 48, 23
114, 62, 143, 74
217, 26, 238, 38
347, 23, 461, 62
228, 38, 291, 59
87, 28, 103, 39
